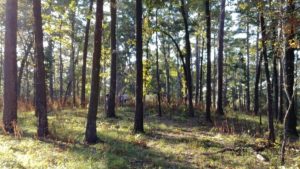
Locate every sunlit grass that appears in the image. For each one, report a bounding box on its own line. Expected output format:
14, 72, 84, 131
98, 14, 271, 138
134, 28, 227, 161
0, 107, 299, 168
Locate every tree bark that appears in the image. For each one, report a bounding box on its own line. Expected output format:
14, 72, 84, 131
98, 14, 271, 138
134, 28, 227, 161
260, 12, 275, 142
284, 0, 298, 139
195, 35, 200, 105
246, 19, 250, 113
107, 0, 117, 118
216, 0, 226, 115
205, 0, 212, 122
3, 0, 18, 133
254, 19, 262, 116
155, 9, 162, 117
180, 0, 194, 117
33, 0, 49, 138
59, 17, 63, 103
81, 0, 94, 108
17, 40, 33, 98
134, 0, 144, 133
199, 36, 204, 103
85, 0, 103, 143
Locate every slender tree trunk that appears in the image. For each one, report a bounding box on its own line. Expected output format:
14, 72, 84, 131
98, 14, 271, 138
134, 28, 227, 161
155, 9, 162, 117
33, 0, 49, 138
107, 0, 117, 118
163, 36, 171, 104
45, 39, 54, 101
195, 35, 200, 105
3, 0, 18, 133
85, 0, 103, 143
81, 0, 93, 108
213, 35, 216, 109
205, 0, 212, 122
279, 59, 284, 122
260, 12, 275, 142
17, 40, 33, 98
59, 17, 63, 103
134, 0, 144, 133
246, 19, 250, 113
180, 0, 194, 117
216, 0, 226, 115
69, 2, 77, 107
199, 36, 204, 103
254, 21, 262, 116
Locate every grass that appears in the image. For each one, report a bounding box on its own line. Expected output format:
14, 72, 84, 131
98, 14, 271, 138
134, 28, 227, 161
0, 106, 299, 169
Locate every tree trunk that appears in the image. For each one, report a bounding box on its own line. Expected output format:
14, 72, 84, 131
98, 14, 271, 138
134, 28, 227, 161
155, 9, 162, 117
59, 17, 63, 103
216, 0, 225, 115
205, 0, 212, 122
199, 36, 204, 103
134, 0, 144, 133
163, 36, 171, 104
81, 0, 93, 108
85, 0, 103, 143
254, 20, 262, 116
3, 0, 18, 133
107, 0, 117, 118
195, 35, 200, 105
33, 0, 49, 138
284, 0, 298, 139
246, 19, 250, 113
260, 12, 275, 142
180, 0, 194, 117
45, 39, 54, 101
17, 40, 33, 98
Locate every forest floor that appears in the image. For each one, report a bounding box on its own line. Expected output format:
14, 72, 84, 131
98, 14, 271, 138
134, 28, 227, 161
0, 105, 299, 169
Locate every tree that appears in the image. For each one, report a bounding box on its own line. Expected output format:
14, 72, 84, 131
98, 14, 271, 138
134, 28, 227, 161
180, 0, 194, 117
81, 0, 94, 108
33, 0, 49, 137
3, 0, 18, 133
107, 0, 117, 118
283, 0, 298, 139
216, 0, 226, 115
155, 9, 162, 117
254, 18, 262, 116
134, 0, 144, 133
85, 0, 103, 143
260, 11, 275, 142
205, 0, 212, 122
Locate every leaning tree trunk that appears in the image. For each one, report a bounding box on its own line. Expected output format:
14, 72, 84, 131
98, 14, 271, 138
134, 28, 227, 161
81, 0, 93, 108
33, 0, 49, 138
3, 0, 18, 133
216, 0, 226, 115
85, 0, 103, 143
134, 0, 144, 133
107, 0, 117, 118
260, 12, 275, 142
205, 0, 212, 122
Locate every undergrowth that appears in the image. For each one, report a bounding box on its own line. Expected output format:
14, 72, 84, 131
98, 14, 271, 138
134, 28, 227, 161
0, 106, 299, 169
